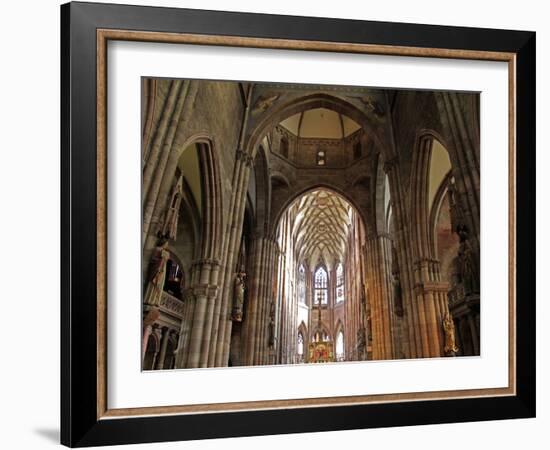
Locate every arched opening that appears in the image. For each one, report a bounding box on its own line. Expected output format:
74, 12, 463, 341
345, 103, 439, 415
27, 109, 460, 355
246, 93, 385, 163
163, 335, 177, 370
335, 262, 344, 304
313, 266, 328, 305
143, 333, 158, 371
335, 329, 345, 361
142, 135, 225, 370
274, 187, 367, 364
297, 332, 305, 362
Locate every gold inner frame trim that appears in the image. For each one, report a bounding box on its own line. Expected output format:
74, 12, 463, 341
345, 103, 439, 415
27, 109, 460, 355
96, 28, 517, 420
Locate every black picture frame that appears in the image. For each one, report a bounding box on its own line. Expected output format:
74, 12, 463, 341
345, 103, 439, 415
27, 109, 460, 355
61, 1, 535, 447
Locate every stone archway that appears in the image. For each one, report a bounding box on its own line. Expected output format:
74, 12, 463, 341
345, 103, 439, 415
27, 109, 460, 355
245, 93, 389, 161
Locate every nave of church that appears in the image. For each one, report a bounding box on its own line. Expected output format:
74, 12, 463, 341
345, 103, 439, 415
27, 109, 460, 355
141, 79, 480, 370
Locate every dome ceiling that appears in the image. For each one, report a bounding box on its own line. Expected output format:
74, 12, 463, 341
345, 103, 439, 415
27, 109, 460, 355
288, 188, 354, 267
280, 108, 361, 139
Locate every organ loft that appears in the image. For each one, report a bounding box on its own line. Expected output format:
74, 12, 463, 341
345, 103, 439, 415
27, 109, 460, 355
141, 79, 480, 370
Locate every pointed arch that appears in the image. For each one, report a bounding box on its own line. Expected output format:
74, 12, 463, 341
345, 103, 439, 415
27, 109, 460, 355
297, 320, 309, 362
428, 171, 454, 258
335, 262, 345, 303
334, 321, 345, 361
313, 265, 329, 305
174, 134, 224, 262
253, 144, 272, 236
246, 93, 387, 161
410, 131, 453, 260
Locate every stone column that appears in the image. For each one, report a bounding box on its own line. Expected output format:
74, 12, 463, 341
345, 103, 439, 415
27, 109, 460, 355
142, 325, 153, 363
184, 260, 218, 368
174, 288, 196, 368
198, 280, 220, 368
364, 234, 394, 360
211, 151, 254, 367
241, 237, 266, 365
142, 79, 180, 178
412, 258, 451, 358
383, 157, 418, 359
259, 239, 278, 365
208, 84, 255, 367
149, 325, 161, 369
156, 328, 170, 370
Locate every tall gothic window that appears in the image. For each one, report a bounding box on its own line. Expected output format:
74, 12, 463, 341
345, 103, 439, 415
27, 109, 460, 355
298, 264, 306, 304
297, 332, 304, 361
336, 262, 344, 303
313, 330, 329, 342
314, 266, 328, 305
335, 330, 344, 361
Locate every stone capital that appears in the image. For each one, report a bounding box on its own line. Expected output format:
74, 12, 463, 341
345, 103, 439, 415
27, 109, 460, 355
236, 149, 254, 167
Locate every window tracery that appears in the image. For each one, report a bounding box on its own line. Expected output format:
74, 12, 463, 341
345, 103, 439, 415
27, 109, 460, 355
314, 266, 328, 305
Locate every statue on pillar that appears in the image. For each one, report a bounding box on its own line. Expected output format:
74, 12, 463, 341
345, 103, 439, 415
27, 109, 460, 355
443, 312, 459, 355
231, 268, 246, 322
392, 273, 404, 317
159, 175, 183, 241
457, 225, 479, 296
144, 240, 170, 306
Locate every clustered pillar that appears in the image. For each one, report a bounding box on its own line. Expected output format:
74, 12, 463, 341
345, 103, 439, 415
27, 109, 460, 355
363, 234, 395, 360
242, 237, 279, 366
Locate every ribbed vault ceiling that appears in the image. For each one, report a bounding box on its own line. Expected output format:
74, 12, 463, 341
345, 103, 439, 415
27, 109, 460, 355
289, 189, 353, 267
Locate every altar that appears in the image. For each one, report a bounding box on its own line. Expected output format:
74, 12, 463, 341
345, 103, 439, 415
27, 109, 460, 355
308, 341, 334, 363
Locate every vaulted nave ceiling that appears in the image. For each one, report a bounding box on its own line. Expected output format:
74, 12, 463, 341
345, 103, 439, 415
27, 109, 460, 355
280, 108, 361, 139
288, 189, 353, 268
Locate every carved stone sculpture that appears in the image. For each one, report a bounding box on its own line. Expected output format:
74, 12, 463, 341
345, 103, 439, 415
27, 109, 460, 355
160, 175, 183, 241
231, 270, 246, 322
456, 225, 479, 295
352, 95, 385, 117
144, 240, 170, 306
392, 273, 404, 316
443, 313, 459, 355
460, 241, 478, 295
251, 94, 279, 115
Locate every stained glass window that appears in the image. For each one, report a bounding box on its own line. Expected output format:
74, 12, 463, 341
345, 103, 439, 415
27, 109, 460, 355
336, 330, 344, 361
297, 332, 304, 356
314, 266, 328, 304
336, 263, 344, 303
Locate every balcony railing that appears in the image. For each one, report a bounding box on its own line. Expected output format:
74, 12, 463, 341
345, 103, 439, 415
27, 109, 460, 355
159, 291, 185, 319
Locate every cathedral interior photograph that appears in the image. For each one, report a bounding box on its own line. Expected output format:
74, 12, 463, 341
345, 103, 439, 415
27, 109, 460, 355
141, 78, 480, 370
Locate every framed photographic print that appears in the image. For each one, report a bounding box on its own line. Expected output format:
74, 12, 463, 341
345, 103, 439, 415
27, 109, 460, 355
60, 1, 536, 447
